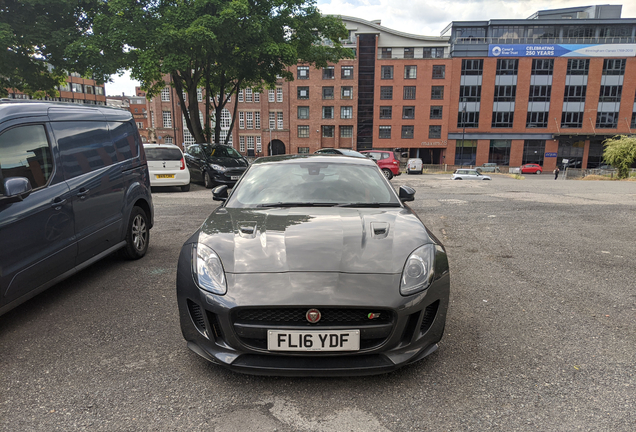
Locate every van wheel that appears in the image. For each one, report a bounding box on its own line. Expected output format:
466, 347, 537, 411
181, 183, 190, 192
382, 169, 393, 180
121, 207, 149, 260
204, 172, 213, 189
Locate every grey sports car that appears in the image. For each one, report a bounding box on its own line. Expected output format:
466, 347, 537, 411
176, 154, 449, 376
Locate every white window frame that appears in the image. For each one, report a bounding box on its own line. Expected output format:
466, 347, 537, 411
161, 87, 170, 101
238, 90, 244, 103
277, 112, 283, 129
245, 88, 253, 102
269, 112, 275, 130
268, 90, 275, 102
276, 88, 283, 102
239, 112, 245, 129
162, 111, 172, 128
255, 112, 261, 129
256, 136, 262, 152
246, 112, 253, 129
239, 136, 246, 152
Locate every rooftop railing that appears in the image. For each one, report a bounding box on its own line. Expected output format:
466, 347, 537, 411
454, 36, 636, 45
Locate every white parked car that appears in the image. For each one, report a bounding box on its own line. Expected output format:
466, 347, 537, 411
451, 169, 491, 181
407, 158, 423, 174
143, 144, 191, 191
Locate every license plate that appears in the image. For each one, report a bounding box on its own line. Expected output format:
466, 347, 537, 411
156, 174, 175, 179
267, 330, 360, 352
230, 175, 239, 180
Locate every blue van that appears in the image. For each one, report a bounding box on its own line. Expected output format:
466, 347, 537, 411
0, 102, 154, 315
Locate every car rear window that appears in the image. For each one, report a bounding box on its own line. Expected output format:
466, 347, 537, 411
145, 147, 183, 161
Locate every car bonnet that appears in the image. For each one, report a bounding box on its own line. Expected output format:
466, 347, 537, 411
197, 207, 434, 274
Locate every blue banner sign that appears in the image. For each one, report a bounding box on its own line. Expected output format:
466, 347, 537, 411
545, 152, 557, 158
489, 44, 636, 57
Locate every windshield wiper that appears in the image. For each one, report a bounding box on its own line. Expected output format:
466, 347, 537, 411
336, 202, 402, 208
256, 202, 339, 208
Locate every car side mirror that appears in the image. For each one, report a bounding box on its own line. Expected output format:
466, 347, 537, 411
212, 185, 229, 201
1, 177, 32, 204
398, 185, 415, 202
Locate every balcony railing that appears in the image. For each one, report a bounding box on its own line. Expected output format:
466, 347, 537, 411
377, 52, 451, 60
454, 36, 636, 45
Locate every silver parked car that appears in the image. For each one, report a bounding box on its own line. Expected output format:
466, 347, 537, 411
451, 169, 491, 180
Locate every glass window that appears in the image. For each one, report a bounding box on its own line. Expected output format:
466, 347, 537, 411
322, 87, 334, 99
459, 85, 481, 102
404, 48, 414, 59
455, 140, 477, 165
431, 86, 444, 100
322, 125, 335, 138
239, 112, 245, 129
297, 87, 309, 99
380, 86, 393, 100
379, 126, 391, 139
401, 125, 414, 139
322, 106, 334, 119
341, 106, 353, 119
298, 125, 309, 138
268, 89, 275, 102
532, 59, 553, 75
429, 125, 441, 139
529, 85, 551, 102
298, 147, 310, 154
596, 112, 619, 128
276, 88, 283, 102
567, 59, 589, 75
245, 88, 253, 102
403, 86, 416, 100
161, 87, 171, 101
381, 66, 394, 79
162, 111, 172, 128
526, 111, 549, 128
423, 48, 445, 58
340, 126, 353, 138
379, 106, 392, 119
380, 48, 392, 59
602, 59, 626, 76
432, 65, 445, 79
430, 106, 443, 119
341, 66, 353, 79
0, 125, 53, 192
489, 140, 511, 165
322, 67, 335, 79
53, 122, 116, 179
492, 111, 514, 128
246, 112, 253, 129
561, 111, 584, 128
297, 106, 309, 119
458, 111, 479, 128
461, 59, 483, 76
496, 59, 518, 76
404, 66, 417, 79
522, 140, 545, 165
297, 66, 309, 79
493, 85, 516, 102
402, 106, 415, 119
238, 90, 244, 103
341, 86, 353, 99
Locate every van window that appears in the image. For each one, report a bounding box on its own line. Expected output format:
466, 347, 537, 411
0, 125, 53, 193
109, 121, 139, 160
52, 122, 116, 179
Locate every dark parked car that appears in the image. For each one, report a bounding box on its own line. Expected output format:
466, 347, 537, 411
184, 143, 249, 188
176, 155, 449, 376
0, 101, 153, 315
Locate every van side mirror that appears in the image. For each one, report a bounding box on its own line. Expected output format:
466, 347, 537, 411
1, 177, 32, 203
212, 185, 229, 201
398, 185, 415, 202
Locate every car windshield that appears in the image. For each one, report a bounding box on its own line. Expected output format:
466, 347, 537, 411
144, 147, 182, 161
203, 145, 242, 159
225, 161, 401, 208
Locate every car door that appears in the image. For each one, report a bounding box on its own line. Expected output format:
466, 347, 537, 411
49, 113, 125, 265
0, 122, 76, 310
185, 145, 203, 181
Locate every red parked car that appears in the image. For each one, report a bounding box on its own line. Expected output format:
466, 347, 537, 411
360, 150, 401, 179
521, 163, 543, 174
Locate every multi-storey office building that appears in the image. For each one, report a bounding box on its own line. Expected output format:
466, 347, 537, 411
6, 72, 106, 105
442, 4, 636, 170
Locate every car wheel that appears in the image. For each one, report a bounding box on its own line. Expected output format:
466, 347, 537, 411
181, 183, 190, 192
204, 171, 213, 189
536, 170, 542, 175
455, 178, 462, 180
121, 207, 149, 260
382, 169, 393, 180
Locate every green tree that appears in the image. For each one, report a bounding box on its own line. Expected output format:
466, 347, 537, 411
0, 0, 115, 97
93, 0, 352, 144
603, 135, 636, 179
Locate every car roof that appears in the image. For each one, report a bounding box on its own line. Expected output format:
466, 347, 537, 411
251, 154, 377, 167
0, 100, 132, 122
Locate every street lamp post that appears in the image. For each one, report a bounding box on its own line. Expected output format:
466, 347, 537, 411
460, 101, 467, 168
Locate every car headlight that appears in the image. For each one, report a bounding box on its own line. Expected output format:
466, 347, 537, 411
400, 244, 435, 296
210, 164, 227, 173
194, 244, 227, 295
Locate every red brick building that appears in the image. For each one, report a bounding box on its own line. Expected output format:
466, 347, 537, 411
6, 72, 106, 106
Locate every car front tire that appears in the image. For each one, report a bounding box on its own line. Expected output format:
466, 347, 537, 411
204, 171, 214, 189
382, 169, 393, 180
536, 170, 542, 175
121, 207, 149, 260
181, 183, 190, 192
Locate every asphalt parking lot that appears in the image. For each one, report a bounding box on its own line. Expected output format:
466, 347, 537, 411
1, 173, 635, 431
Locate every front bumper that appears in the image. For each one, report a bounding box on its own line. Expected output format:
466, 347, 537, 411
176, 243, 450, 376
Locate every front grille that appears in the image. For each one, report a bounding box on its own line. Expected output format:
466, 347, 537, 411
235, 308, 392, 324
233, 307, 394, 351
224, 168, 246, 178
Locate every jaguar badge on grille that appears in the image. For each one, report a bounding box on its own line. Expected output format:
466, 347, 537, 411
306, 308, 321, 323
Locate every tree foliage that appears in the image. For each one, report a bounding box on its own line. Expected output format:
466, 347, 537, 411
0, 0, 117, 97
603, 135, 636, 179
91, 0, 352, 144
